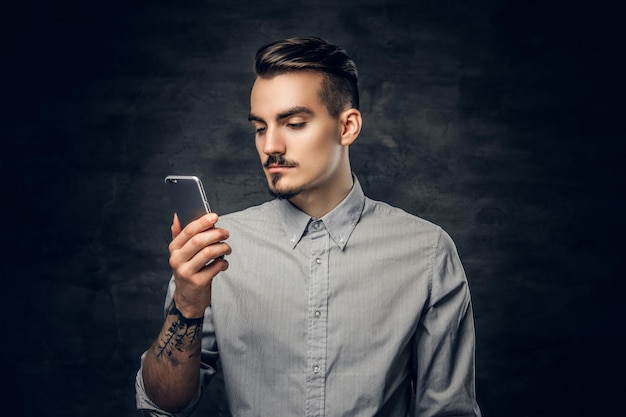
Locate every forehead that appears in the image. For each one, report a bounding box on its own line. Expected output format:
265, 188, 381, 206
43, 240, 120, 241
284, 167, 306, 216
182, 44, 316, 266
250, 71, 324, 117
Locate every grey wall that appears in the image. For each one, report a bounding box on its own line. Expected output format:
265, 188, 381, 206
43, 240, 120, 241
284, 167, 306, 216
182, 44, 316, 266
3, 0, 623, 416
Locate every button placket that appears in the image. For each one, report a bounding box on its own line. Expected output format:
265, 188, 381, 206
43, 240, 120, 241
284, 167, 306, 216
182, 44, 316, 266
305, 220, 329, 416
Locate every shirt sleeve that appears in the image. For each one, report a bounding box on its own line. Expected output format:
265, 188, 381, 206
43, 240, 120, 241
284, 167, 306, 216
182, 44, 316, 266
413, 229, 482, 417
135, 276, 220, 416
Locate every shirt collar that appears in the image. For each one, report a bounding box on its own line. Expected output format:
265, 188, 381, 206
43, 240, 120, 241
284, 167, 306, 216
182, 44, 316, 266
277, 175, 365, 250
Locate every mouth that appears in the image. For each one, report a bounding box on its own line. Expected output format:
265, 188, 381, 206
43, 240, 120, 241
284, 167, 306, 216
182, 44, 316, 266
263, 155, 298, 173
266, 164, 295, 174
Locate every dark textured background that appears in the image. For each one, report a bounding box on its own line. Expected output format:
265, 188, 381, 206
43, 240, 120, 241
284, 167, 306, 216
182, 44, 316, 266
2, 0, 624, 416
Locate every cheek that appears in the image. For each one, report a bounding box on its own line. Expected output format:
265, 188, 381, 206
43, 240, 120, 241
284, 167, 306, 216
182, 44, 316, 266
302, 128, 340, 156
306, 143, 342, 175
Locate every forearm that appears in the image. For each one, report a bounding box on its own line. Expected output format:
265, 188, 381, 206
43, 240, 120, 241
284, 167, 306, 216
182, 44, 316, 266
142, 301, 204, 412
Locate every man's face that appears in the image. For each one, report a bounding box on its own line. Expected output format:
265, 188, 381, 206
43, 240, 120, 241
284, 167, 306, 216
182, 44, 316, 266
249, 71, 345, 200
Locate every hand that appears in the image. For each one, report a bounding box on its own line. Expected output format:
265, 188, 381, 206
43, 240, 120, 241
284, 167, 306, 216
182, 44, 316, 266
168, 212, 231, 318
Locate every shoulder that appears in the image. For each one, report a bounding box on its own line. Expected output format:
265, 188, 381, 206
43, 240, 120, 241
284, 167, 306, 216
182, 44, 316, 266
363, 197, 442, 234
221, 200, 277, 220
347, 197, 455, 259
218, 200, 281, 231
363, 197, 463, 259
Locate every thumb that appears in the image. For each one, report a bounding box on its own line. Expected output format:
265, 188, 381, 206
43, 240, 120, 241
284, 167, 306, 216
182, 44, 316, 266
171, 213, 182, 238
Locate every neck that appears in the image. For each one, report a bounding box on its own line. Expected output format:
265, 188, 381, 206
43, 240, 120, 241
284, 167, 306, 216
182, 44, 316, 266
289, 169, 354, 218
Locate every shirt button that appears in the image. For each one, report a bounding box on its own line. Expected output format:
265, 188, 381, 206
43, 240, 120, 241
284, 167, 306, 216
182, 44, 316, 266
314, 310, 321, 318
315, 258, 322, 264
313, 365, 320, 374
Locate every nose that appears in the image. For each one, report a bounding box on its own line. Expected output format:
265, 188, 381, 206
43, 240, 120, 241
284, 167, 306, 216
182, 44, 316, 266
262, 125, 285, 156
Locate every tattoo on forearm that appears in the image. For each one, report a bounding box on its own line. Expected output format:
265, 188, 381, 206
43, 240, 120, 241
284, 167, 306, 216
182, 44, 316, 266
155, 302, 204, 361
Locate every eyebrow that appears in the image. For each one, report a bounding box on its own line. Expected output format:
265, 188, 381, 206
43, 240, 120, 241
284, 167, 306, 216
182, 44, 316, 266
248, 106, 314, 124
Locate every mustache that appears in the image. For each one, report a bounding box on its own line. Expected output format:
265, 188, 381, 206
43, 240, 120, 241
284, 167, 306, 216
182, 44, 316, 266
263, 155, 298, 169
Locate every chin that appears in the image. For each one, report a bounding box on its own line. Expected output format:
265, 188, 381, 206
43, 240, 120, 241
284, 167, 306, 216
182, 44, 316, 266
268, 186, 304, 200
268, 176, 307, 200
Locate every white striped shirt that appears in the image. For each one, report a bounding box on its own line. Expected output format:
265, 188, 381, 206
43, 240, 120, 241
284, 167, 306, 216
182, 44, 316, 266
136, 176, 481, 417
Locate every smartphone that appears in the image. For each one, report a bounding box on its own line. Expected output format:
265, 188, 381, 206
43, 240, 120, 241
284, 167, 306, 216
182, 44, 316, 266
164, 175, 211, 228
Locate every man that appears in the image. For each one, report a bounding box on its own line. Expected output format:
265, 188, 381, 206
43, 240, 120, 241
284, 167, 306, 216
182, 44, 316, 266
136, 36, 481, 417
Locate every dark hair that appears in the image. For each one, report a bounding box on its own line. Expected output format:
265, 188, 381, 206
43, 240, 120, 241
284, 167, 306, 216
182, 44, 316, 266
254, 36, 359, 117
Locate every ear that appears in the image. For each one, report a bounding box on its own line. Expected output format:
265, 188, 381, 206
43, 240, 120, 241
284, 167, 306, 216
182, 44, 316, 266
339, 108, 362, 146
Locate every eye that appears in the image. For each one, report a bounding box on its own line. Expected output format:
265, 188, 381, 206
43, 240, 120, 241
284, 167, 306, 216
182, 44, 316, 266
255, 126, 266, 135
287, 122, 306, 129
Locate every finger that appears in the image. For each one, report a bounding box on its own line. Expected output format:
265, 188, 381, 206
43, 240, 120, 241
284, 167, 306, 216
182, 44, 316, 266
171, 213, 220, 250
170, 226, 229, 264
169, 228, 230, 271
182, 241, 231, 275
171, 213, 182, 238
202, 256, 230, 275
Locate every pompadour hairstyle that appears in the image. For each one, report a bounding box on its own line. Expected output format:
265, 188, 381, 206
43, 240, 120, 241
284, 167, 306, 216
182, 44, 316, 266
254, 36, 359, 117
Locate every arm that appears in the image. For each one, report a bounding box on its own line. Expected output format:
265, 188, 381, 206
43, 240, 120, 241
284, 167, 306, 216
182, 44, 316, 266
413, 229, 481, 417
139, 213, 230, 413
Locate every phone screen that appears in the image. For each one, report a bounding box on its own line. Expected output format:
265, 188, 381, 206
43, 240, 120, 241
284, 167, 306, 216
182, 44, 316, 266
164, 175, 211, 228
